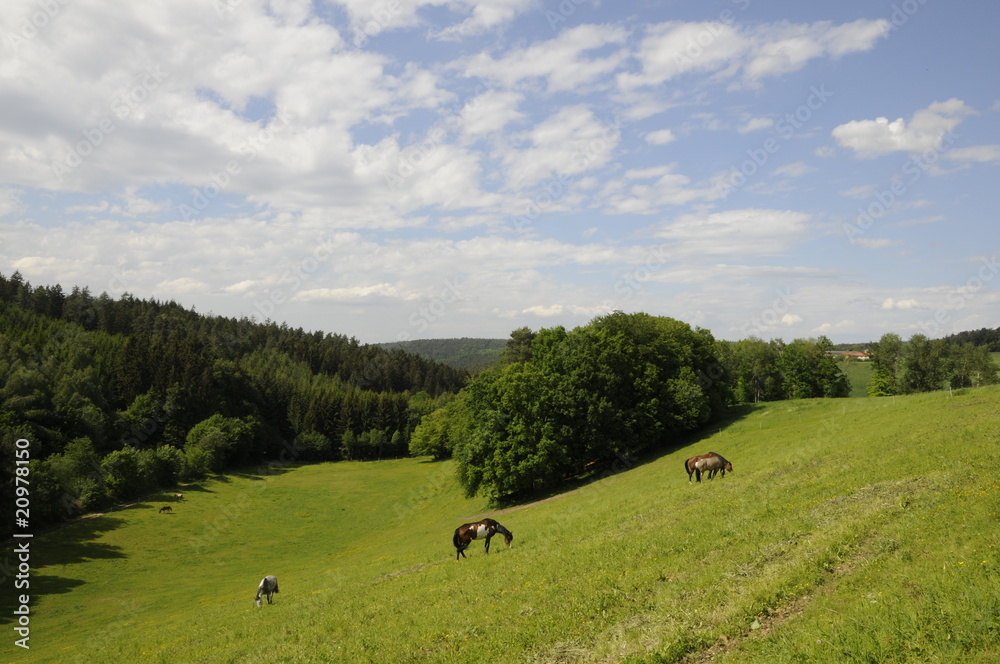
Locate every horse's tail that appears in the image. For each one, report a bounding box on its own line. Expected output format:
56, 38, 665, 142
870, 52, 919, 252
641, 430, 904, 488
452, 528, 462, 550
683, 457, 690, 473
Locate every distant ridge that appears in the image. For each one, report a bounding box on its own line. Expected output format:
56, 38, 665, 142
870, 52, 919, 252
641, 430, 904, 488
379, 337, 506, 371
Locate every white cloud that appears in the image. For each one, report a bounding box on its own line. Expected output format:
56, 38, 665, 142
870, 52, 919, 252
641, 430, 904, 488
738, 117, 773, 134
619, 18, 888, 90
832, 99, 974, 158
781, 313, 803, 325
773, 162, 814, 178
295, 283, 405, 302
653, 209, 811, 256
522, 303, 611, 317
944, 145, 1000, 163
65, 201, 111, 214
431, 0, 538, 40
851, 238, 898, 249
501, 105, 621, 189
645, 129, 676, 145
840, 184, 876, 199
333, 0, 534, 44
464, 24, 630, 93
460, 91, 525, 137
0, 188, 24, 217
882, 297, 920, 310
156, 277, 209, 294
600, 164, 719, 214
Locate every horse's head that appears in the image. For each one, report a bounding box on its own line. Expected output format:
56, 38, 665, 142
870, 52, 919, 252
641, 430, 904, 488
255, 596, 263, 608
724, 461, 733, 473
503, 530, 513, 548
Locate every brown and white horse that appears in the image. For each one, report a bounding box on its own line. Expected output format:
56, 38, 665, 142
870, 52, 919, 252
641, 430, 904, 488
453, 518, 513, 560
684, 452, 733, 483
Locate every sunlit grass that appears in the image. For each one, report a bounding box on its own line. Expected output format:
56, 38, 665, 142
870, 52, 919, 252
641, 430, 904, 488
4, 386, 999, 663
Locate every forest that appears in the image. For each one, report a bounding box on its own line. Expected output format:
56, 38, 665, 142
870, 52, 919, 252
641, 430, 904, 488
2, 271, 997, 529
0, 271, 467, 536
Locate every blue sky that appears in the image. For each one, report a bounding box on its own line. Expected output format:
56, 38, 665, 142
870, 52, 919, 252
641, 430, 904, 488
1, 0, 997, 344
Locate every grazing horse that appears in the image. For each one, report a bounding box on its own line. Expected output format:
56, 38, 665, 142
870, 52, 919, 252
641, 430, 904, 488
684, 452, 733, 483
173, 493, 183, 501
158, 505, 172, 513
255, 575, 279, 607
453, 518, 513, 560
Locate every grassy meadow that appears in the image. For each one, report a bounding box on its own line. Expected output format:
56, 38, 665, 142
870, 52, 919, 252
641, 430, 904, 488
4, 386, 1000, 663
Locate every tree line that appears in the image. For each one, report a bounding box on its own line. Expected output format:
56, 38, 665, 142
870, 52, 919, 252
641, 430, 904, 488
4, 271, 996, 525
0, 271, 467, 536
865, 332, 996, 396
410, 319, 999, 504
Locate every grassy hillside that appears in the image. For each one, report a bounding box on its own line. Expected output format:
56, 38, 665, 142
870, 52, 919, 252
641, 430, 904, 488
837, 357, 873, 397
4, 387, 999, 663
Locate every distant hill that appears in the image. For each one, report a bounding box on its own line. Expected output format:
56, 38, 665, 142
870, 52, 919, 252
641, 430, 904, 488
379, 337, 506, 371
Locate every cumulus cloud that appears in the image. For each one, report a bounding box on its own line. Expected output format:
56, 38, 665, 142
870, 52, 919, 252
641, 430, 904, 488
645, 129, 677, 145
773, 162, 814, 178
600, 164, 719, 214
463, 24, 630, 93
619, 18, 888, 90
501, 105, 621, 189
882, 297, 920, 310
653, 208, 812, 256
832, 99, 974, 158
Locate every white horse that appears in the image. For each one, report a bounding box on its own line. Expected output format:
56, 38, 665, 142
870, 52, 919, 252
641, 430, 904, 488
255, 575, 279, 607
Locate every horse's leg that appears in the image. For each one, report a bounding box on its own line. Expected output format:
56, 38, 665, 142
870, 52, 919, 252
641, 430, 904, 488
484, 533, 493, 554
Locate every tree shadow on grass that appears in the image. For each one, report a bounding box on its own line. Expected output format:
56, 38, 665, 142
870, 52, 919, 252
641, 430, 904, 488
175, 481, 214, 494
0, 512, 127, 625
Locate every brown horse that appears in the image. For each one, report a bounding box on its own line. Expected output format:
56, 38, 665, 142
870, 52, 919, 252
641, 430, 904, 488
453, 518, 513, 560
158, 505, 173, 513
684, 452, 733, 483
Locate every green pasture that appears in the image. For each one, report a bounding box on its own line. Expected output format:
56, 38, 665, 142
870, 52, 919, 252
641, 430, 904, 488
4, 387, 999, 663
837, 358, 872, 397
